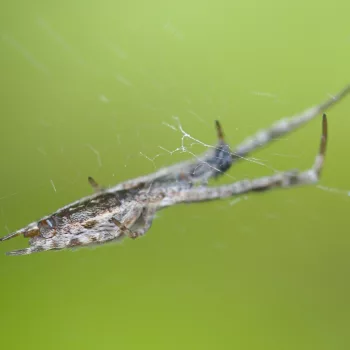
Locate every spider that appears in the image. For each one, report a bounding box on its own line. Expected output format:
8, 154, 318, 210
1, 85, 349, 256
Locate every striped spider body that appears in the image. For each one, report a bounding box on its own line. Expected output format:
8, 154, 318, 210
1, 85, 349, 256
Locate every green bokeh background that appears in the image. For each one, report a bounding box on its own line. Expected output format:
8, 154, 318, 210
1, 1, 350, 349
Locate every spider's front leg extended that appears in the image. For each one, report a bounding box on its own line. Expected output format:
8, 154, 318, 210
159, 114, 329, 207
231, 85, 350, 164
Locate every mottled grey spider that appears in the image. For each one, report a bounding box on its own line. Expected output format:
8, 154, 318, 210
1, 85, 349, 256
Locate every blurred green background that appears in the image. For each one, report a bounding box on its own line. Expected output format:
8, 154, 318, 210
1, 1, 350, 349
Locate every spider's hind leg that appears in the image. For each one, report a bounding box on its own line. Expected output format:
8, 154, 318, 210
249, 113, 328, 191
250, 113, 328, 191
162, 114, 330, 207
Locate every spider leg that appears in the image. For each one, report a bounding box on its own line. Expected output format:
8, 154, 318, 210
6, 247, 41, 256
230, 85, 349, 164
110, 217, 136, 238
110, 85, 349, 193
110, 203, 144, 239
6, 231, 107, 256
159, 114, 329, 207
0, 231, 21, 242
128, 205, 158, 239
0, 222, 40, 243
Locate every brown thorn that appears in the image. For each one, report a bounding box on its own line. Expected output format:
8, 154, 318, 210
215, 120, 225, 141
88, 176, 101, 191
319, 114, 328, 156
